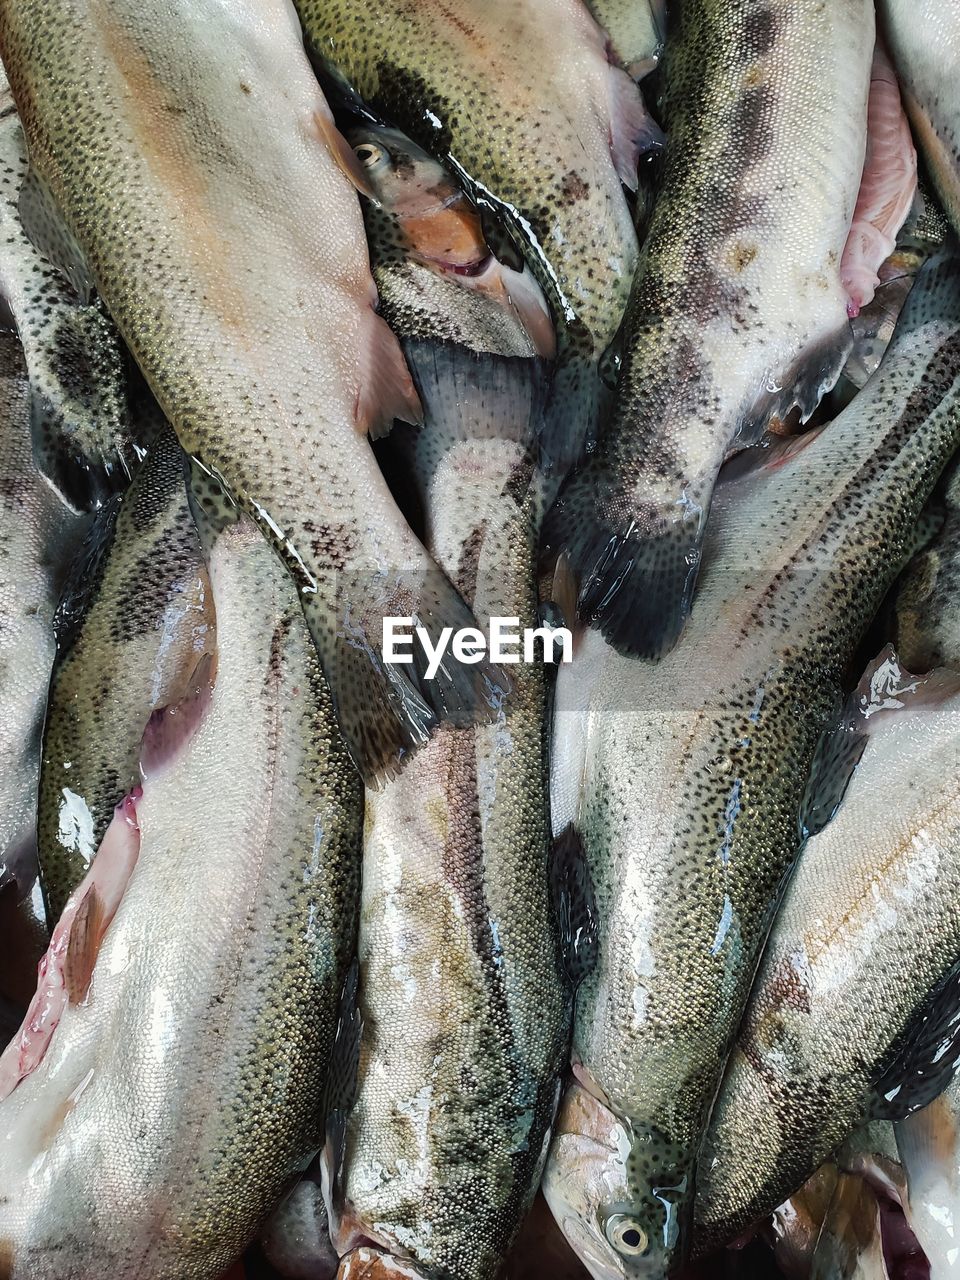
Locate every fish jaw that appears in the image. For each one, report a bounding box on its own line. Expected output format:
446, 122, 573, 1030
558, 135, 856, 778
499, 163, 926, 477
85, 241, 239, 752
542, 1084, 681, 1280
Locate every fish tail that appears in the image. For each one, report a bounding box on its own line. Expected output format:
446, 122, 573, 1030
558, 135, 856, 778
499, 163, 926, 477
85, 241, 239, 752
537, 355, 610, 481
544, 455, 706, 660
318, 561, 510, 787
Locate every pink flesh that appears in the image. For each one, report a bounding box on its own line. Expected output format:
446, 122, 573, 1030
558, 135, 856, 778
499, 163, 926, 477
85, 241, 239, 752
0, 792, 141, 1101
841, 43, 918, 317
140, 651, 217, 781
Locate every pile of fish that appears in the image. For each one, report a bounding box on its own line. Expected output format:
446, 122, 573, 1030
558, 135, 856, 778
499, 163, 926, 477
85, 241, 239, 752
1, 0, 960, 1278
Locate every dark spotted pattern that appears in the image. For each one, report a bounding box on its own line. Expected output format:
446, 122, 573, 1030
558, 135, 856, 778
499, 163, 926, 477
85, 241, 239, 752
38, 425, 214, 922
559, 252, 960, 1275
293, 0, 643, 472
547, 0, 874, 658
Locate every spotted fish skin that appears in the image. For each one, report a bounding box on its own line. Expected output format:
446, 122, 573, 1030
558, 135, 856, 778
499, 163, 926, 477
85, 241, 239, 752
37, 424, 215, 925
881, 0, 960, 237
332, 134, 568, 1280
896, 459, 960, 674
0, 66, 136, 511
0, 327, 85, 897
293, 0, 655, 474
0, 514, 362, 1280
0, 0, 504, 786
586, 0, 666, 77
694, 650, 960, 1254
547, 0, 874, 661
542, 251, 960, 1279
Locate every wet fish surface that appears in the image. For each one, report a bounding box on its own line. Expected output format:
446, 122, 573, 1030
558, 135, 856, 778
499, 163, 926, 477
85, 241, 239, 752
695, 647, 960, 1254
37, 422, 216, 925
331, 125, 569, 1280
293, 0, 658, 474
0, 0, 499, 784
0, 508, 362, 1278
0, 65, 137, 509
0, 325, 85, 894
896, 458, 960, 674
586, 0, 666, 78
546, 0, 875, 659
880, 0, 960, 236
542, 251, 960, 1279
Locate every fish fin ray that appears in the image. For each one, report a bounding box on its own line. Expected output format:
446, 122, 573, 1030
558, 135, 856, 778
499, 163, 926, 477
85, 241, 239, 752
737, 326, 854, 445
312, 109, 376, 201
545, 463, 704, 659
871, 961, 960, 1121
355, 310, 423, 439
324, 567, 510, 786
63, 885, 104, 1004
606, 65, 663, 191
19, 165, 95, 301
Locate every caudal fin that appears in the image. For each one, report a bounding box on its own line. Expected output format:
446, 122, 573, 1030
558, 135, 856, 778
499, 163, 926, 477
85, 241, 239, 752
544, 457, 706, 660
321, 564, 509, 787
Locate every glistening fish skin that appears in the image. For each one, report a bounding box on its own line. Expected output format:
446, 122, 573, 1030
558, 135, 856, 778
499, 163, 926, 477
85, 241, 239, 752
542, 251, 960, 1280
333, 132, 568, 1280
586, 0, 666, 77
896, 458, 960, 674
0, 0, 497, 785
0, 327, 85, 890
694, 648, 960, 1254
293, 0, 656, 473
547, 0, 874, 660
37, 424, 215, 924
896, 1080, 960, 1280
0, 512, 362, 1279
0, 66, 135, 510
880, 0, 960, 236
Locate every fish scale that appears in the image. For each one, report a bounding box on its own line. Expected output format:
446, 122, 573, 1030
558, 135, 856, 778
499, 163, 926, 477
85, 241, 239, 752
293, 0, 655, 476
547, 0, 875, 663
543, 249, 960, 1280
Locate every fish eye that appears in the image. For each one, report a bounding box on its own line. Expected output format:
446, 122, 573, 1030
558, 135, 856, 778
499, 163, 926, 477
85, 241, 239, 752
354, 142, 385, 170
604, 1214, 649, 1257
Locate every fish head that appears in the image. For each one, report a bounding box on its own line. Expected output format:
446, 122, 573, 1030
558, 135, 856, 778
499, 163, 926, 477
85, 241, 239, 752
347, 124, 486, 274
542, 1083, 683, 1280
348, 125, 555, 358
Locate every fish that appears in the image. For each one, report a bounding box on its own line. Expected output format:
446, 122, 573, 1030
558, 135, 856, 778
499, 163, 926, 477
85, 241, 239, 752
897, 1081, 960, 1279
259, 1160, 340, 1280
330, 127, 569, 1280
0, 65, 138, 510
293, 0, 661, 475
346, 124, 555, 363
546, 0, 879, 659
541, 249, 960, 1279
0, 504, 363, 1278
37, 422, 216, 924
880, 0, 960, 237
0, 325, 86, 898
0, 0, 502, 786
693, 644, 960, 1255
586, 0, 666, 78
896, 459, 960, 674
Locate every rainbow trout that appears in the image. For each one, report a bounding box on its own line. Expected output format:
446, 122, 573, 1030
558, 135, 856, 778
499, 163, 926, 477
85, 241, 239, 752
694, 648, 960, 1255
0, 66, 136, 509
586, 0, 666, 77
541, 250, 960, 1279
37, 423, 216, 924
0, 326, 85, 890
547, 0, 875, 659
880, 0, 960, 236
330, 126, 569, 1280
292, 0, 661, 475
0, 509, 362, 1279
0, 0, 500, 784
